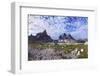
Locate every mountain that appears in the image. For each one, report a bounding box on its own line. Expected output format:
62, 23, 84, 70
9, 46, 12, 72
28, 31, 87, 43
59, 33, 87, 43
28, 34, 36, 43
59, 33, 76, 40
28, 30, 53, 43
76, 39, 88, 43
36, 30, 53, 42
58, 33, 77, 43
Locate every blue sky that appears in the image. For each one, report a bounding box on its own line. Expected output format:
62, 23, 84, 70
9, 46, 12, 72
28, 15, 88, 40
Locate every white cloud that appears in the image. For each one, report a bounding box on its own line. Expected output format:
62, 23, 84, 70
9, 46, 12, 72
28, 15, 88, 40
71, 25, 88, 40
28, 16, 67, 40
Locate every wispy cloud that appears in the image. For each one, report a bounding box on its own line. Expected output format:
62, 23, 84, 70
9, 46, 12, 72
28, 15, 88, 40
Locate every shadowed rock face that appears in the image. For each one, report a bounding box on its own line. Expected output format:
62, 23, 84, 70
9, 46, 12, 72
59, 33, 76, 40
36, 30, 53, 42
28, 47, 78, 60
28, 30, 87, 44
28, 30, 53, 43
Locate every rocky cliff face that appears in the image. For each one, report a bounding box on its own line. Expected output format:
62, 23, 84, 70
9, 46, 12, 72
58, 33, 87, 43
28, 30, 87, 43
28, 30, 53, 43
59, 33, 76, 40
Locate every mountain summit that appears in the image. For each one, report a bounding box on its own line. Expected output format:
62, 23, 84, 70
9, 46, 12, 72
28, 30, 53, 43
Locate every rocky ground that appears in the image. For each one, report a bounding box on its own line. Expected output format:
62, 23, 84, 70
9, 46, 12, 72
28, 47, 79, 60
